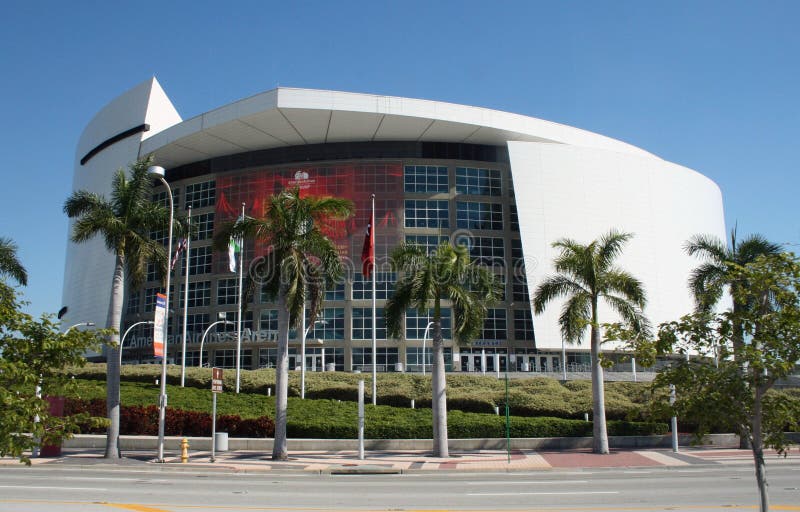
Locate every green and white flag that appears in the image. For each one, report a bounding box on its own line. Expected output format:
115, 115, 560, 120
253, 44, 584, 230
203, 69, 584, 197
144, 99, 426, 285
228, 237, 241, 273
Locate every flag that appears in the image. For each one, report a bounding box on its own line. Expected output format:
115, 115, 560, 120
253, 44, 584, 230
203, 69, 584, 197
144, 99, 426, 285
228, 237, 241, 273
171, 238, 187, 271
361, 216, 374, 278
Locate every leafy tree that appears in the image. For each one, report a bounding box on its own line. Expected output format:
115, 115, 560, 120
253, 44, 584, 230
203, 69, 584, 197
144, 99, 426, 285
215, 188, 353, 460
63, 157, 176, 459
0, 283, 107, 464
0, 237, 27, 286
385, 240, 502, 457
533, 229, 649, 454
649, 252, 800, 512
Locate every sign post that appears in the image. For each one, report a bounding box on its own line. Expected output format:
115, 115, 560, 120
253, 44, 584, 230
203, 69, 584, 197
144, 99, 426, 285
211, 368, 223, 462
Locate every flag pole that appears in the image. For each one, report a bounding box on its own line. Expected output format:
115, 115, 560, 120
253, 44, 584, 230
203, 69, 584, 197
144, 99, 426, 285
371, 194, 377, 406
235, 202, 245, 394
180, 205, 192, 387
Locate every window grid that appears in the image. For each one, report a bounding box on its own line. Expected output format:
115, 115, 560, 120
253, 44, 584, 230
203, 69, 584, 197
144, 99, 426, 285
189, 246, 213, 275
259, 309, 278, 332
306, 307, 345, 340
509, 204, 520, 232
404, 165, 448, 193
217, 278, 239, 305
455, 167, 501, 196
480, 308, 507, 340
180, 281, 211, 308
351, 347, 399, 368
456, 201, 503, 231
406, 308, 451, 340
192, 212, 214, 241
152, 188, 179, 209
404, 235, 448, 255
126, 290, 140, 314
514, 309, 535, 341
404, 200, 449, 228
217, 311, 254, 331
325, 282, 345, 301
459, 236, 505, 266
351, 272, 396, 300
351, 307, 387, 340
213, 349, 252, 369
185, 181, 216, 209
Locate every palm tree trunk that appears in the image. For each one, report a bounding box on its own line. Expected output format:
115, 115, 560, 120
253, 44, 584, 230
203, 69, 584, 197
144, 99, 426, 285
431, 323, 449, 458
590, 319, 609, 454
272, 292, 290, 461
105, 253, 124, 459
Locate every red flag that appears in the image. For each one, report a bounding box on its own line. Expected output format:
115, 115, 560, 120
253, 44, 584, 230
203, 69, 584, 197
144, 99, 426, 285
361, 214, 374, 278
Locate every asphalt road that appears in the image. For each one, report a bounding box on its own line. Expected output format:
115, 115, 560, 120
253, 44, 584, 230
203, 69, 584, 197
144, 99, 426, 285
0, 464, 798, 511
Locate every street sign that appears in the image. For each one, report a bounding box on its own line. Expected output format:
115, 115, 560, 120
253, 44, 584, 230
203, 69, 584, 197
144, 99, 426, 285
211, 367, 223, 393
153, 293, 166, 357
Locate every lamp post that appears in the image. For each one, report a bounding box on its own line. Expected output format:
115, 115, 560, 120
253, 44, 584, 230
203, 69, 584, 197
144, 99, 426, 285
148, 165, 174, 464
199, 320, 235, 369
421, 321, 433, 375
301, 315, 326, 399
66, 321, 95, 333
119, 320, 154, 366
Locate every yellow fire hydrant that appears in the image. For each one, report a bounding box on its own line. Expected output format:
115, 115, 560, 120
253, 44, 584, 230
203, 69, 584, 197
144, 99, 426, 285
180, 437, 189, 463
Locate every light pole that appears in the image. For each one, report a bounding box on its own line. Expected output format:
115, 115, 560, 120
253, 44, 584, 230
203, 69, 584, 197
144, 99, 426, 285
148, 165, 174, 464
421, 321, 433, 375
66, 321, 95, 333
119, 320, 154, 366
199, 319, 235, 369
301, 316, 326, 399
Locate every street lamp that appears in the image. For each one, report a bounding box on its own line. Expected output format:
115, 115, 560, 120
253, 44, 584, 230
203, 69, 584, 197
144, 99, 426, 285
148, 165, 174, 464
199, 319, 235, 369
301, 316, 326, 399
421, 321, 434, 375
66, 321, 95, 333
119, 321, 154, 366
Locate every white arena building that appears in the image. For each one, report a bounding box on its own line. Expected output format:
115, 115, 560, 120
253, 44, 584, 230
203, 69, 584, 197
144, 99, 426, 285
63, 77, 726, 373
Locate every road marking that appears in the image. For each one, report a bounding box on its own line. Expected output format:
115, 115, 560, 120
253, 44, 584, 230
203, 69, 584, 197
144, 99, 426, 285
468, 491, 619, 496
104, 505, 173, 512
0, 485, 105, 491
466, 480, 588, 485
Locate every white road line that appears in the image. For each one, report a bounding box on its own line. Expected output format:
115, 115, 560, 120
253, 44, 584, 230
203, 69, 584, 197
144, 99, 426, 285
466, 480, 589, 485
468, 491, 619, 496
0, 485, 106, 491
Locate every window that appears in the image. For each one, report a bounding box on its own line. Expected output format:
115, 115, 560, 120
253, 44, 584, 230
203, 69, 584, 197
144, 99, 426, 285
146, 262, 161, 282
324, 282, 345, 301
217, 278, 239, 305
514, 309, 535, 341
185, 313, 209, 335
481, 309, 507, 340
406, 308, 451, 339
180, 281, 211, 308
189, 246, 213, 275
178, 351, 203, 368
404, 235, 448, 255
404, 165, 448, 193
351, 272, 396, 300
258, 347, 299, 369
457, 236, 504, 266
126, 290, 140, 314
144, 286, 171, 312
305, 308, 345, 340
192, 212, 214, 241
217, 310, 254, 331
509, 204, 520, 232
351, 307, 386, 340
456, 201, 503, 230
259, 309, 278, 332
351, 347, 398, 371
404, 200, 449, 228
185, 181, 216, 209
512, 273, 530, 303
213, 349, 252, 369
456, 167, 501, 196
406, 347, 453, 372
152, 188, 179, 208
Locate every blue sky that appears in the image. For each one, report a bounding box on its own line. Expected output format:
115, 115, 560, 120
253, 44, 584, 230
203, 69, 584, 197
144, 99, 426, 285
1, 1, 798, 317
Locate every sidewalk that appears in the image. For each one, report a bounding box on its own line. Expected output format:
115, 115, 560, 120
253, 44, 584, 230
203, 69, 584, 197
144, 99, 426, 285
7, 446, 799, 474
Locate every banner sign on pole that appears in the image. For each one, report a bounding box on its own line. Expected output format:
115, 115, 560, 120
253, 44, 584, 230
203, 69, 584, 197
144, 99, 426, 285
212, 367, 223, 393
153, 293, 166, 358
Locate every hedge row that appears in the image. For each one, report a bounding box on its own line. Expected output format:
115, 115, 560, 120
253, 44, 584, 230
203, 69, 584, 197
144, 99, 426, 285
64, 398, 274, 438
64, 397, 668, 439
62, 364, 660, 421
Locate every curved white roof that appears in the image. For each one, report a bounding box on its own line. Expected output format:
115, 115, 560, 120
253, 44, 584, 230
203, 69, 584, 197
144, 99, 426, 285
140, 87, 657, 168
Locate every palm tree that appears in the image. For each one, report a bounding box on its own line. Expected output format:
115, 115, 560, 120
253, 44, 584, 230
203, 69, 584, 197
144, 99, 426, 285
64, 157, 173, 459
533, 229, 649, 454
385, 240, 502, 458
215, 188, 353, 460
0, 237, 27, 286
685, 229, 781, 449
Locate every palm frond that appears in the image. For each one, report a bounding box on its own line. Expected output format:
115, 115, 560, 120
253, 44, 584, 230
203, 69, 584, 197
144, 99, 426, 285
559, 293, 591, 344
596, 229, 633, 271
0, 237, 28, 286
533, 275, 587, 314
601, 268, 647, 308
684, 234, 728, 262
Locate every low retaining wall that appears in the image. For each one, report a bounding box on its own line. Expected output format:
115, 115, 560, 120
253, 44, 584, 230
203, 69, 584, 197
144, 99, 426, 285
63, 433, 740, 452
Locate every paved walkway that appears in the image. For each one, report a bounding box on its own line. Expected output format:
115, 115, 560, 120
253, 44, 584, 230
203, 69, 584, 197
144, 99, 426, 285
6, 446, 798, 473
